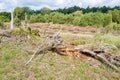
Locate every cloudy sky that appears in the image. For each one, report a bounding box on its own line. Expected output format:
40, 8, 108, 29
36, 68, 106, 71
0, 0, 120, 12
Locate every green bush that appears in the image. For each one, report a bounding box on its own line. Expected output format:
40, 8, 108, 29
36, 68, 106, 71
72, 17, 81, 26
29, 15, 37, 23
106, 22, 120, 33
29, 14, 46, 23
72, 10, 83, 17
10, 28, 21, 35
103, 13, 112, 27
0, 12, 11, 22
40, 7, 51, 14
28, 11, 120, 33
14, 17, 21, 27
0, 21, 6, 29
10, 28, 40, 37
50, 12, 67, 24
65, 14, 74, 24
79, 13, 93, 26
109, 9, 120, 24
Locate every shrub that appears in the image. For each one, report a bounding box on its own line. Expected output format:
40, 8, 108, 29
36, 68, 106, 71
50, 12, 67, 24
72, 17, 81, 26
0, 21, 6, 29
40, 7, 51, 14
109, 9, 120, 24
103, 13, 112, 27
106, 22, 120, 34
79, 13, 93, 26
72, 10, 83, 17
10, 28, 21, 35
14, 17, 21, 27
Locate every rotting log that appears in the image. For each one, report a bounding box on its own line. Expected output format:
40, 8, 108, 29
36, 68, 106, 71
24, 27, 120, 72
0, 32, 11, 43
81, 49, 120, 72
25, 27, 64, 65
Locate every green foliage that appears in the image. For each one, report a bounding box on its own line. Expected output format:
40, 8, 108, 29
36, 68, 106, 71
14, 17, 21, 26
0, 12, 11, 22
72, 17, 81, 26
10, 28, 39, 37
14, 7, 24, 20
22, 7, 33, 15
109, 9, 120, 24
103, 13, 112, 27
29, 14, 46, 23
79, 13, 93, 26
30, 28, 39, 35
72, 10, 83, 17
65, 14, 74, 24
0, 21, 4, 27
55, 6, 81, 14
106, 22, 120, 33
40, 7, 51, 14
79, 12, 112, 27
50, 12, 67, 24
10, 28, 21, 35
29, 14, 37, 23
55, 6, 120, 14
0, 6, 117, 33
0, 21, 6, 29
28, 10, 119, 31
90, 12, 104, 27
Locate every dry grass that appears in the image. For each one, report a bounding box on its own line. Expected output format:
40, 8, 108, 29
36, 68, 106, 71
0, 23, 120, 80
0, 43, 120, 80
0, 35, 120, 80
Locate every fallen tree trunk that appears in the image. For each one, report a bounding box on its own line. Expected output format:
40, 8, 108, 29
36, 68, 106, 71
105, 54, 120, 66
24, 27, 120, 72
81, 49, 120, 72
25, 27, 63, 65
0, 33, 11, 43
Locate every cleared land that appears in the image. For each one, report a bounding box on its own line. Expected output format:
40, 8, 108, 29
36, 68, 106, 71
0, 23, 120, 80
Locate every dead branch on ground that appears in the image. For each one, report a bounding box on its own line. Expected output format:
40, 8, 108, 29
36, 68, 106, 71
81, 49, 120, 72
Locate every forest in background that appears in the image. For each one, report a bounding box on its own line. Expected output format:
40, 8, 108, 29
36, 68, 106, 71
0, 6, 120, 33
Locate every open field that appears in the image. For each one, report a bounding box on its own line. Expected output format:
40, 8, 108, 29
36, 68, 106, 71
0, 23, 120, 80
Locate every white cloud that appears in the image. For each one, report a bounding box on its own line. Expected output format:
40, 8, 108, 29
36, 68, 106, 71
0, 3, 6, 9
83, 0, 105, 5
0, 0, 120, 12
106, 0, 120, 7
55, 0, 65, 5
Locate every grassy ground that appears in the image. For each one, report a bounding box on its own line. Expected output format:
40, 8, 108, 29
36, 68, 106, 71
0, 31, 120, 80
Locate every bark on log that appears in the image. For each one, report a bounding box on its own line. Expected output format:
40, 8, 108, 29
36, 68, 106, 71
25, 27, 63, 65
81, 49, 120, 72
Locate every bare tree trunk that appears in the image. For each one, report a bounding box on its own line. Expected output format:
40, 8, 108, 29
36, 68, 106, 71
81, 49, 120, 72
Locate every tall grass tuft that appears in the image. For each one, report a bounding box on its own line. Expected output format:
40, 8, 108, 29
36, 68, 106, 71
93, 33, 120, 49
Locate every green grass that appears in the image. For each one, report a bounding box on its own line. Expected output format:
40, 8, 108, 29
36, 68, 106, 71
0, 33, 120, 80
0, 43, 25, 61
93, 33, 120, 49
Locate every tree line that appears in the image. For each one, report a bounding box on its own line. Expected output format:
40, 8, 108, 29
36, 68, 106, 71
0, 6, 120, 32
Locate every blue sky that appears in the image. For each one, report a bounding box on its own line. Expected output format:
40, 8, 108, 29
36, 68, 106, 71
0, 0, 120, 12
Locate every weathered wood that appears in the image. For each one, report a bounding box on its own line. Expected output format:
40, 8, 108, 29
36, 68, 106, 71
81, 49, 120, 72
25, 43, 47, 65
24, 27, 120, 72
105, 54, 120, 66
0, 33, 11, 43
25, 27, 63, 65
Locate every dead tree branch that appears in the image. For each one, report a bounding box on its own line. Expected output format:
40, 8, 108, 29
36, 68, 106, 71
81, 49, 120, 72
25, 27, 63, 65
